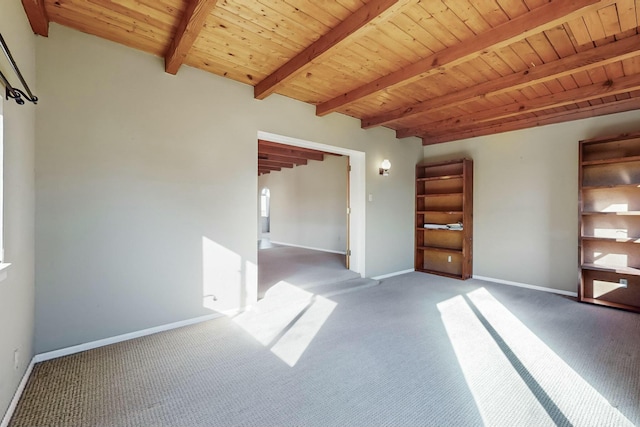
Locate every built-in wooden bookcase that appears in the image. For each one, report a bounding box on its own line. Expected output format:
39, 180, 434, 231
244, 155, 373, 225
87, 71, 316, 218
579, 132, 640, 312
415, 158, 473, 279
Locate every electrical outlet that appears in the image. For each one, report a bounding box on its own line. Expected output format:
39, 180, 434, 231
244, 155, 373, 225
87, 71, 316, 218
620, 278, 628, 288
14, 349, 19, 370
447, 255, 452, 263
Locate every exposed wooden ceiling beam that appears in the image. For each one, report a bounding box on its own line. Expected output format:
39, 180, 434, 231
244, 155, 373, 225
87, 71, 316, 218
21, 0, 49, 36
362, 34, 640, 129
259, 153, 308, 166
259, 159, 295, 168
259, 164, 282, 171
420, 95, 640, 145
316, 0, 614, 117
397, 73, 640, 139
254, 0, 410, 100
165, 0, 219, 75
258, 139, 340, 156
258, 145, 324, 162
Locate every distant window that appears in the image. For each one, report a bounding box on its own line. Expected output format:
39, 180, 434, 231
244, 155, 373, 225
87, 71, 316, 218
261, 188, 270, 217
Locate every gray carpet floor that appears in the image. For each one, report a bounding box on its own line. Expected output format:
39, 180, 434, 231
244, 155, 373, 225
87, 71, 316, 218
9, 272, 640, 427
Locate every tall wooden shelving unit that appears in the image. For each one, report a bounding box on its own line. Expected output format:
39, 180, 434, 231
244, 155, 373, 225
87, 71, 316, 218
579, 132, 640, 312
415, 159, 473, 279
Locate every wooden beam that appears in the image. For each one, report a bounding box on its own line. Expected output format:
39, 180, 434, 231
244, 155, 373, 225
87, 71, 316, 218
316, 0, 614, 117
259, 165, 282, 171
258, 139, 339, 156
420, 95, 640, 145
259, 153, 308, 165
254, 0, 409, 100
21, 0, 49, 36
259, 159, 295, 168
165, 0, 219, 75
397, 72, 640, 138
362, 34, 640, 129
258, 146, 324, 162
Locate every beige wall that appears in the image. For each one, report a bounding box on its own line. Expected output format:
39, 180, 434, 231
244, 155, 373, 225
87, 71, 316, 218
0, 3, 36, 420
259, 155, 348, 253
422, 110, 640, 293
34, 24, 423, 353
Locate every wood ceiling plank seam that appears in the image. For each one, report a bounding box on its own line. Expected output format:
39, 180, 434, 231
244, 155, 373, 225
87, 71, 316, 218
525, 34, 561, 67
47, 6, 168, 54
494, 0, 529, 19
615, 92, 632, 100
542, 24, 578, 58
389, 11, 447, 53
380, 20, 436, 60
404, 8, 450, 52
54, 0, 171, 41
208, 7, 309, 51
220, 0, 318, 46
134, 0, 183, 17
466, 56, 504, 81
23, 0, 49, 36
603, 60, 626, 81
478, 50, 517, 76
586, 65, 610, 83
510, 38, 545, 68
164, 0, 220, 74
362, 33, 640, 128
598, 3, 622, 37
637, 0, 640, 30
442, 0, 492, 34
255, 0, 331, 36
188, 42, 281, 77
87, 0, 177, 30
344, 41, 401, 75
622, 55, 640, 75
194, 20, 298, 64
556, 74, 580, 90
406, 7, 461, 48
316, 0, 616, 117
471, 0, 511, 26
421, 96, 640, 144
371, 24, 430, 63
523, 0, 550, 10
566, 16, 595, 46
322, 51, 389, 81
403, 71, 640, 136
452, 61, 492, 86
425, 3, 478, 42
254, 0, 415, 99
335, 0, 367, 14
279, 0, 348, 27
583, 8, 608, 41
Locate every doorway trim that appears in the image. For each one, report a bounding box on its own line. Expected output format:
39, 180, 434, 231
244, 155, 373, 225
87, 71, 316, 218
257, 131, 366, 276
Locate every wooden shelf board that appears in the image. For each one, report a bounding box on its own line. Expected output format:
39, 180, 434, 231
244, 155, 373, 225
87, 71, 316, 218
417, 210, 463, 215
582, 155, 640, 166
417, 174, 463, 182
582, 236, 640, 243
417, 192, 463, 198
415, 268, 463, 280
581, 211, 640, 216
582, 183, 640, 190
417, 246, 462, 254
582, 263, 640, 276
579, 297, 640, 313
417, 227, 463, 232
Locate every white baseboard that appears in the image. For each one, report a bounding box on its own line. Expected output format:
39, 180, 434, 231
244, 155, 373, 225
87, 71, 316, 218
269, 241, 346, 255
1, 358, 35, 427
372, 268, 415, 280
472, 275, 578, 297
33, 313, 225, 363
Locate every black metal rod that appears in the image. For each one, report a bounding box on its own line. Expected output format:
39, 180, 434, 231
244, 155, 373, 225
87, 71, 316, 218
0, 32, 37, 104
0, 68, 24, 104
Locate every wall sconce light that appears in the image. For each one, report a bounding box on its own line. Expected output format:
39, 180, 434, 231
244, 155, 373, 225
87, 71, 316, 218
379, 159, 391, 176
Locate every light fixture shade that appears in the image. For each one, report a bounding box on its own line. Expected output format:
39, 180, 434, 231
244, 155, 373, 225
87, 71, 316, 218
381, 159, 391, 170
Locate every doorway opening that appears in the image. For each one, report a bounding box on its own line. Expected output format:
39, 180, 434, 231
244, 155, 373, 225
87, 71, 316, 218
256, 131, 366, 298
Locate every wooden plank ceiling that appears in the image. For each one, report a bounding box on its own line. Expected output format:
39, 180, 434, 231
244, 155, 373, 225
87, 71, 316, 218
22, 0, 640, 145
258, 140, 339, 176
